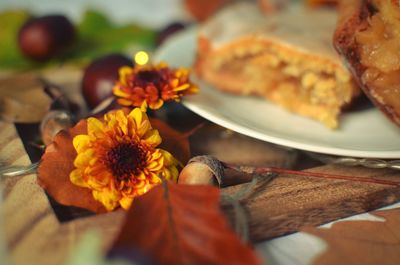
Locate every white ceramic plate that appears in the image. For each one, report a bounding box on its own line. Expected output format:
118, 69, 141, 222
154, 28, 400, 158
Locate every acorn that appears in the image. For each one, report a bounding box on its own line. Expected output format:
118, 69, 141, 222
81, 54, 133, 109
18, 15, 75, 61
178, 162, 216, 185
178, 156, 224, 186
40, 110, 72, 146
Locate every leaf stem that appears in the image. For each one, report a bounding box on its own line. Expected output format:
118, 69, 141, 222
181, 122, 206, 138
223, 163, 400, 187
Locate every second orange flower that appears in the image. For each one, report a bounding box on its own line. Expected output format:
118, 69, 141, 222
113, 62, 198, 110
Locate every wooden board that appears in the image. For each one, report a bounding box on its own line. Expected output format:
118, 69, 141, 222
222, 165, 400, 242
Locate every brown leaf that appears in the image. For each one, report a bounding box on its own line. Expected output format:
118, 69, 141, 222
109, 182, 262, 265
0, 74, 52, 123
37, 119, 107, 213
303, 208, 400, 265
151, 117, 191, 165
37, 114, 190, 213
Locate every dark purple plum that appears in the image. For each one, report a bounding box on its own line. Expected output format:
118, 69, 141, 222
81, 54, 133, 109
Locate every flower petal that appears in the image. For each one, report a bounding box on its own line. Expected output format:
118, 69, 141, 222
92, 188, 121, 211
147, 159, 164, 171
115, 110, 128, 135
74, 148, 94, 168
119, 196, 133, 210
174, 84, 190, 92
143, 129, 162, 147
128, 108, 143, 128
73, 135, 91, 153
87, 172, 111, 189
87, 117, 105, 138
113, 87, 130, 97
119, 66, 133, 84
161, 149, 179, 166
149, 173, 162, 184
70, 169, 88, 188
149, 99, 164, 110
140, 101, 148, 112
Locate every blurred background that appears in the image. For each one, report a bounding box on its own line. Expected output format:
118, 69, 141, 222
0, 0, 199, 71
0, 0, 233, 71
0, 0, 190, 28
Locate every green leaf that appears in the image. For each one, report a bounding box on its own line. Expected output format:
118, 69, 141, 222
0, 10, 31, 69
72, 10, 156, 61
78, 10, 114, 34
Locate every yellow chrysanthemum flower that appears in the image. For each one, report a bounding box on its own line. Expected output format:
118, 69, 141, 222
70, 108, 179, 211
113, 61, 198, 110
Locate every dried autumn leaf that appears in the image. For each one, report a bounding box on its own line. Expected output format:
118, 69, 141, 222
150, 117, 190, 165
38, 116, 190, 213
0, 74, 52, 123
38, 119, 106, 213
303, 208, 400, 265
109, 182, 262, 265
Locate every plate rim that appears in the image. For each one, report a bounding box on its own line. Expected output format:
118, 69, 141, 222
183, 101, 400, 158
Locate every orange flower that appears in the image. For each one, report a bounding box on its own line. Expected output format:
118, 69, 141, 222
69, 108, 179, 211
113, 62, 198, 110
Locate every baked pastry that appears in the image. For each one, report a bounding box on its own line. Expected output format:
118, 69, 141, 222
184, 0, 232, 21
334, 0, 400, 127
194, 2, 360, 128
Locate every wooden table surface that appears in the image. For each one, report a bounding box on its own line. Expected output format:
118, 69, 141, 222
1, 64, 400, 265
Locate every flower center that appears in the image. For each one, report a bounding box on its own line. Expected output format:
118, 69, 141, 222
136, 70, 162, 86
106, 142, 147, 182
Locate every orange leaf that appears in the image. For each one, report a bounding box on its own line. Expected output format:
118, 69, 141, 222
109, 182, 262, 265
37, 119, 107, 213
303, 208, 400, 265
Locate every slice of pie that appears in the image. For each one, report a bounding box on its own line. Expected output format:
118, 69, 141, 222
194, 1, 360, 128
334, 0, 400, 127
